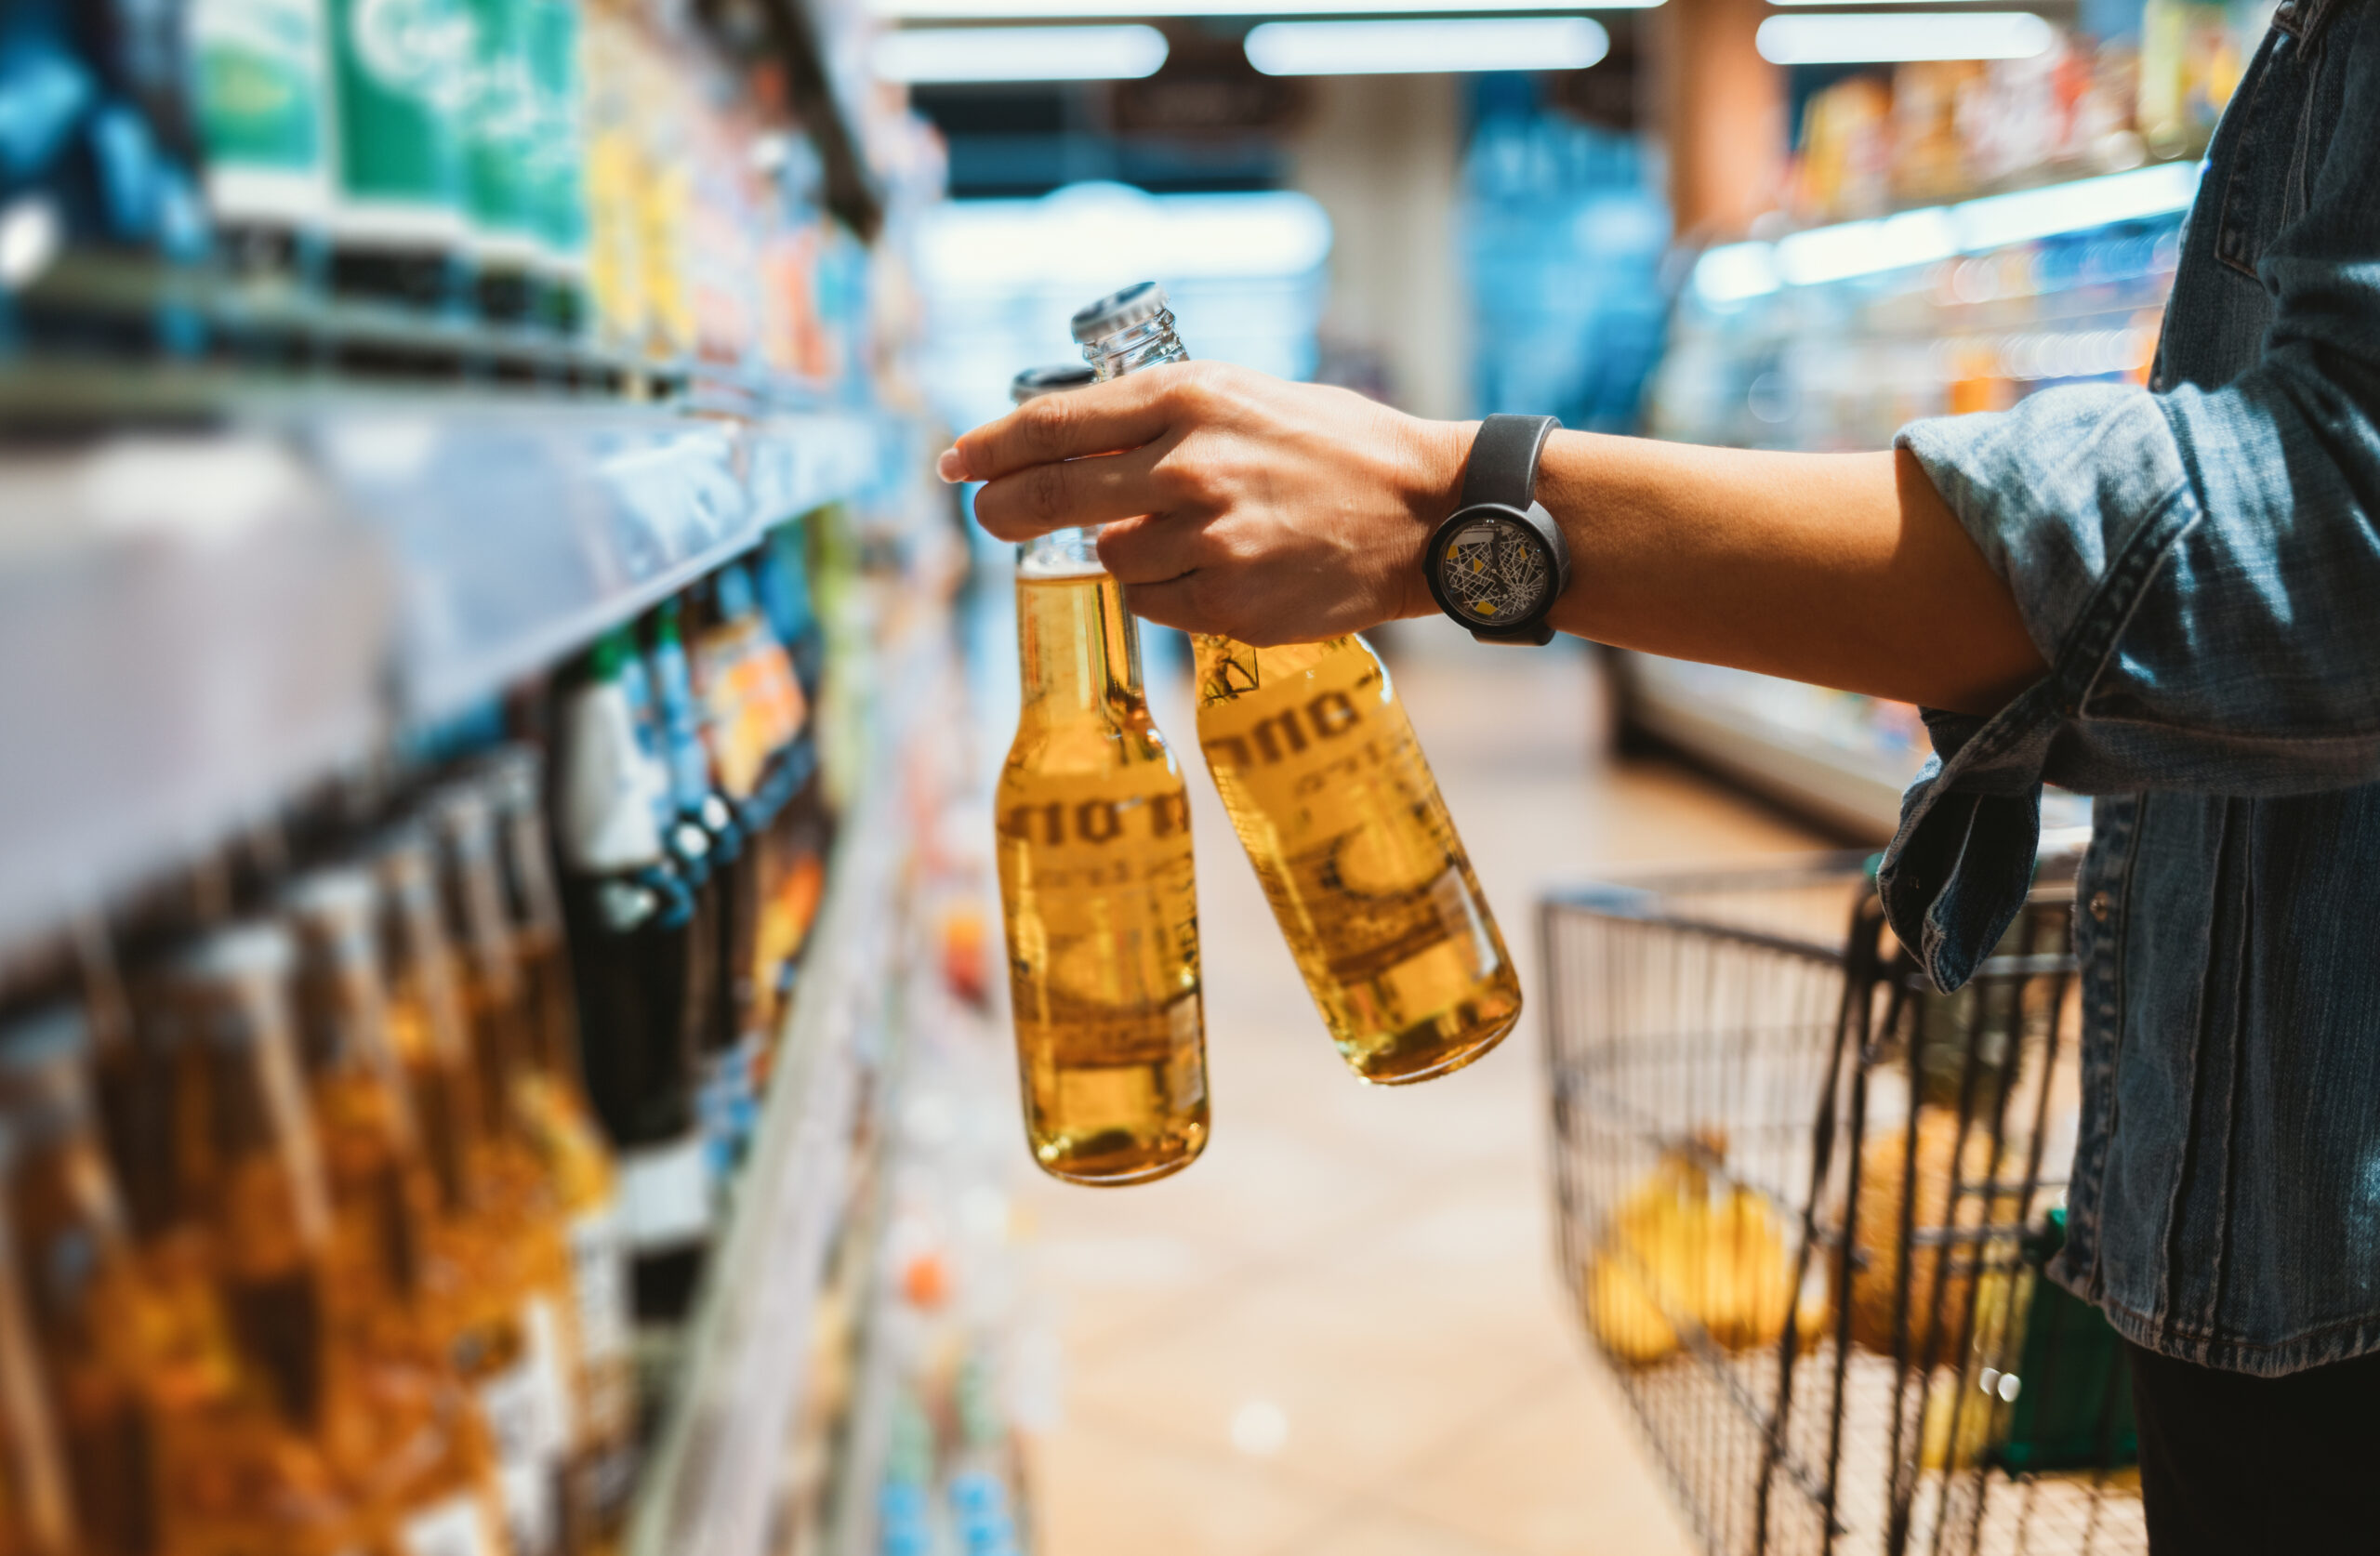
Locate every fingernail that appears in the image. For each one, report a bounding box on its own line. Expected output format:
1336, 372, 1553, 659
936, 447, 967, 483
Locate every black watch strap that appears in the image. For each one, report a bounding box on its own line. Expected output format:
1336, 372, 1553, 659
1459, 414, 1558, 512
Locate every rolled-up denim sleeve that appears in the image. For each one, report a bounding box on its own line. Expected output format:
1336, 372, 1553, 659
1878, 7, 2380, 988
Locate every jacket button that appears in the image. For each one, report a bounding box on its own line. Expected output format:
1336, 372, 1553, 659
2088, 890, 2111, 923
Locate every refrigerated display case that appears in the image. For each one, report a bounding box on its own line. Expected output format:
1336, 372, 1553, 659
1630, 162, 2194, 835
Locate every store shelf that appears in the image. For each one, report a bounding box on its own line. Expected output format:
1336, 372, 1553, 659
0, 405, 914, 948
1619, 655, 1918, 840
626, 614, 943, 1556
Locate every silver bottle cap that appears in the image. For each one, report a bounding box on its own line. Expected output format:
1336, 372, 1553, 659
1070, 281, 1169, 345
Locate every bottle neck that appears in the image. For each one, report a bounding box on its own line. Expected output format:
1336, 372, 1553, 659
1015, 563, 1145, 723
1080, 306, 1189, 381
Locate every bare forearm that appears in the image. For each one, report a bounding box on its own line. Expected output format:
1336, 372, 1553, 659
950, 363, 2047, 717
1527, 433, 2045, 716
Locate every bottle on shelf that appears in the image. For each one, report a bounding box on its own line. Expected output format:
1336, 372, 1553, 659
747, 529, 830, 1050
479, 746, 640, 1538
423, 789, 592, 1556
187, 0, 336, 285
139, 923, 510, 1556
278, 873, 520, 1550
993, 363, 1209, 1186
324, 0, 470, 310
0, 1002, 222, 1556
369, 831, 571, 1556
553, 629, 714, 1326
0, 1009, 127, 1556
1068, 283, 1522, 1086
0, 1110, 73, 1556
688, 563, 808, 1171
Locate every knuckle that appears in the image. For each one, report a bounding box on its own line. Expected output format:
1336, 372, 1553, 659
1018, 398, 1073, 460
1025, 462, 1070, 526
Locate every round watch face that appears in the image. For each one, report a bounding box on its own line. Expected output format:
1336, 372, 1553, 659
1438, 512, 1552, 629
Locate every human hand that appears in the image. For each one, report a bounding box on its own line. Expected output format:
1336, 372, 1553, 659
942, 361, 1469, 645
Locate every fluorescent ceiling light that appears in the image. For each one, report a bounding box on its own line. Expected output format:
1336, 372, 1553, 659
873, 23, 1168, 80
918, 182, 1333, 290
1690, 163, 2202, 301
1754, 11, 2055, 63
878, 0, 1656, 19
1245, 16, 1607, 74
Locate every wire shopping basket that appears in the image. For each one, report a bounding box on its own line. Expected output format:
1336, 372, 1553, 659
1541, 852, 2143, 1556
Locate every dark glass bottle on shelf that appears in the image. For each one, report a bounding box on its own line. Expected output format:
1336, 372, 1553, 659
554, 630, 712, 1325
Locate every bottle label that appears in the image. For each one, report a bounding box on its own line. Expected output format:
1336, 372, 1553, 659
568, 1204, 635, 1431
329, 0, 470, 219
1196, 639, 1502, 989
619, 1136, 712, 1251
191, 0, 331, 211
473, 1297, 572, 1556
996, 764, 1202, 1073
464, 0, 537, 241
396, 1494, 499, 1556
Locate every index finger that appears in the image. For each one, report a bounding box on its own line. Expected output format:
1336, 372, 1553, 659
944, 365, 1188, 483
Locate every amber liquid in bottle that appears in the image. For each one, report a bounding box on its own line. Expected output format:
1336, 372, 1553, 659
1064, 280, 1522, 1084
997, 544, 1208, 1184
1191, 636, 1521, 1082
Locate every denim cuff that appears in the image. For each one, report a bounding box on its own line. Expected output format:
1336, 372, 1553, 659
1875, 692, 2052, 991
1878, 389, 2193, 989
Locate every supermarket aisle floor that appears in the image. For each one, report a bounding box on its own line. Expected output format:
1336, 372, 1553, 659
1011, 632, 1825, 1556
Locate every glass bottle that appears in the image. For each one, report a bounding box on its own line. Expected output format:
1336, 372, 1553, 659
370, 832, 569, 1556
994, 363, 1209, 1185
0, 1020, 85, 1556
143, 923, 509, 1556
0, 1004, 223, 1556
423, 792, 587, 1556
1069, 283, 1523, 1086
480, 747, 640, 1537
556, 627, 715, 1325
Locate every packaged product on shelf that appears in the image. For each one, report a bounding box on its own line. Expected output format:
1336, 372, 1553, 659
188, 0, 336, 280
1072, 283, 1524, 1086
0, 0, 210, 350
434, 773, 649, 1548
2137, 0, 2247, 159
747, 528, 830, 1044
552, 631, 715, 1327
141, 924, 511, 1556
994, 363, 1209, 1185
0, 1111, 73, 1556
279, 875, 521, 1550
463, 0, 544, 323
369, 831, 572, 1556
577, 0, 650, 349
0, 1005, 218, 1556
324, 0, 472, 309
522, 0, 589, 334
478, 750, 641, 1538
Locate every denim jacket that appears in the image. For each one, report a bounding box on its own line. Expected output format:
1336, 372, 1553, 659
1877, 0, 2380, 1375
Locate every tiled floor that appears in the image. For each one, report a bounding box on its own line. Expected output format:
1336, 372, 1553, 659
1012, 633, 1825, 1556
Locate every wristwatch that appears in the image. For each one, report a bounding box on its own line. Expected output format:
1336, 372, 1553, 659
1424, 414, 1571, 645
